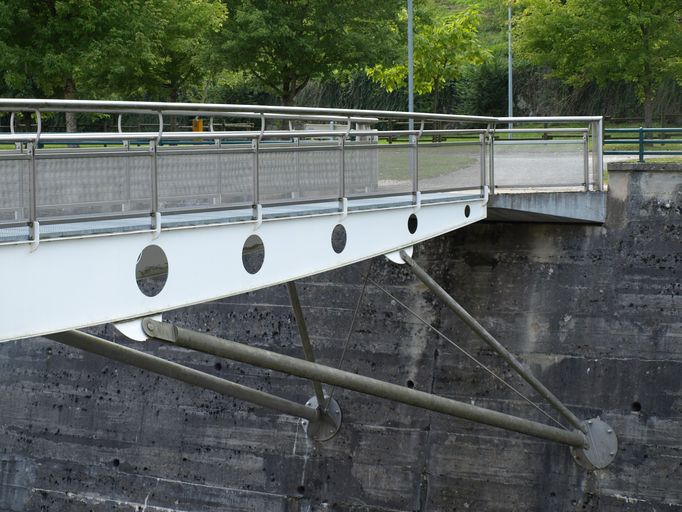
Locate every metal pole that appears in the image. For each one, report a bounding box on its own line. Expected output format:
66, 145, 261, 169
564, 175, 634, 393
507, 2, 513, 139
399, 251, 586, 432
408, 0, 414, 132
142, 319, 586, 448
407, 0, 418, 194
286, 281, 326, 405
46, 330, 318, 422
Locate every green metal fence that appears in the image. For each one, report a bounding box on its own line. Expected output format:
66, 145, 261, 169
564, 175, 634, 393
604, 127, 682, 162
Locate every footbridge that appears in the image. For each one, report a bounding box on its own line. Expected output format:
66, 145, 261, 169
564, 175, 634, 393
0, 99, 614, 471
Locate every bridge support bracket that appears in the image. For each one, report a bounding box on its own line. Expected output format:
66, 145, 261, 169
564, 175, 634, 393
303, 395, 342, 442
570, 417, 618, 470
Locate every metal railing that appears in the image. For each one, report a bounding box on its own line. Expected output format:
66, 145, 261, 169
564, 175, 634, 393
604, 127, 682, 162
0, 99, 605, 243
495, 116, 604, 193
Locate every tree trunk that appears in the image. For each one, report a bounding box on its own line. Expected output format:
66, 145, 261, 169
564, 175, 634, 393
281, 90, 294, 106
432, 81, 440, 114
643, 93, 654, 128
64, 78, 77, 133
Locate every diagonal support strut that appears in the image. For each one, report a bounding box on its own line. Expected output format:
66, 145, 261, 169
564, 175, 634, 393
399, 250, 585, 432
46, 330, 318, 423
141, 318, 586, 448
286, 281, 326, 406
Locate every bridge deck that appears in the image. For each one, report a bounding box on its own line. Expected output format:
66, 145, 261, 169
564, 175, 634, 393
0, 100, 604, 341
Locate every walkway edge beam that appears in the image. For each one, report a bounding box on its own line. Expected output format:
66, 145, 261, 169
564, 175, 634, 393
142, 319, 587, 448
46, 330, 318, 422
399, 250, 585, 432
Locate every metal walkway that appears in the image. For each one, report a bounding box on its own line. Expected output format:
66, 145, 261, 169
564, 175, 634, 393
0, 99, 604, 342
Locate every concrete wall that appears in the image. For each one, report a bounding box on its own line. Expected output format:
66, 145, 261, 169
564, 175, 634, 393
0, 168, 679, 511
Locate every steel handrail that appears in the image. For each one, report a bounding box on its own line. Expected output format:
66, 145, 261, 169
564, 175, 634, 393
0, 99, 606, 246
0, 98, 496, 123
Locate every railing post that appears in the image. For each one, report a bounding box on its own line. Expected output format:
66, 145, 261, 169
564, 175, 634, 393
411, 132, 418, 203
583, 133, 590, 191
488, 128, 495, 193
593, 118, 604, 191
252, 115, 264, 221
150, 139, 159, 217
252, 137, 260, 219
338, 134, 346, 210
638, 126, 645, 163
27, 141, 37, 228
480, 131, 487, 197
27, 109, 42, 245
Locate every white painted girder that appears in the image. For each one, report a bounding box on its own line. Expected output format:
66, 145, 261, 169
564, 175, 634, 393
0, 198, 486, 342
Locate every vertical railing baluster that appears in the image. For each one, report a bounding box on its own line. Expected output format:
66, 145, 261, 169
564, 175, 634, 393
28, 109, 42, 246
150, 111, 163, 234
488, 128, 495, 194
338, 134, 345, 210
583, 132, 590, 191
595, 118, 604, 191
150, 138, 159, 226
28, 140, 37, 226
480, 132, 486, 198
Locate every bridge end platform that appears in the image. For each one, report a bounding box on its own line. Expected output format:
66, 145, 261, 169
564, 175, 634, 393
487, 191, 607, 224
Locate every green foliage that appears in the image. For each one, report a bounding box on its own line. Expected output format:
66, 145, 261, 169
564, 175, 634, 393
458, 57, 508, 116
0, 0, 225, 102
213, 0, 403, 105
366, 2, 489, 112
514, 0, 682, 125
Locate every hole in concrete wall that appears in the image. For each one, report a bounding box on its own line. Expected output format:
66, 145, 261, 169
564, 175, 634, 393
465, 205, 471, 218
112, 458, 120, 467
631, 401, 642, 412
242, 234, 265, 274
406, 380, 415, 389
331, 224, 347, 254
136, 245, 168, 297
408, 214, 418, 234
214, 362, 222, 371
296, 485, 305, 495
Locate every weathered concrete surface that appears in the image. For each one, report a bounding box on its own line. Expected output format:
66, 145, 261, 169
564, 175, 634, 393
488, 191, 606, 224
0, 168, 680, 511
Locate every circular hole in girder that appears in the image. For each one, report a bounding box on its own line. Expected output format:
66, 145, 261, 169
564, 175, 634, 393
465, 205, 471, 218
408, 213, 418, 234
631, 401, 642, 412
135, 245, 169, 297
242, 234, 265, 274
331, 224, 347, 254
406, 379, 415, 389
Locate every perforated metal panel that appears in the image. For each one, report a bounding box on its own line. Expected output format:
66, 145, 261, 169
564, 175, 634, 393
418, 143, 481, 192
493, 140, 586, 188
33, 152, 152, 218
0, 157, 29, 222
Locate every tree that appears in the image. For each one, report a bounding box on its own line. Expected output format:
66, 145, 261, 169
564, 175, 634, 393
0, 0, 225, 130
514, 0, 682, 126
214, 0, 403, 105
366, 4, 489, 113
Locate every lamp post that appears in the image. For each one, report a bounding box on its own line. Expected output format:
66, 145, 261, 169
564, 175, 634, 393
508, 1, 513, 138
408, 0, 414, 131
